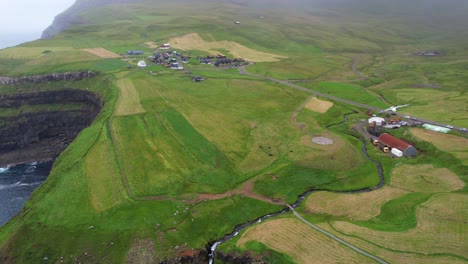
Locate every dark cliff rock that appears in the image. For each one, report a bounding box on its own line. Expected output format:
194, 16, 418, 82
0, 89, 101, 108
0, 110, 97, 151
0, 71, 96, 85
157, 250, 263, 264
0, 90, 101, 166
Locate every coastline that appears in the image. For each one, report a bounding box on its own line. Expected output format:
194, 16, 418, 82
0, 157, 55, 170
0, 137, 63, 168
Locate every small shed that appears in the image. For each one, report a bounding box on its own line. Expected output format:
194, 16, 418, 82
160, 43, 170, 49
192, 76, 204, 82
137, 60, 147, 68
368, 117, 385, 127
391, 148, 404, 157
378, 133, 417, 157
127, 50, 144, 55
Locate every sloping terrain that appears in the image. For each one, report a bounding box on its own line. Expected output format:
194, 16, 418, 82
0, 0, 467, 263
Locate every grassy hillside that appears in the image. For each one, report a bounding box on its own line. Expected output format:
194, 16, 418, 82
1, 0, 467, 263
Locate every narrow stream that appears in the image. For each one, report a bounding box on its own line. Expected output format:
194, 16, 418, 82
208, 112, 385, 263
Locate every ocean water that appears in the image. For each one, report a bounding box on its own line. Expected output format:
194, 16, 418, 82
0, 33, 40, 49
0, 161, 53, 227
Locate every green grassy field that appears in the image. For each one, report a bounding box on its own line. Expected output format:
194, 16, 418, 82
1, 0, 467, 263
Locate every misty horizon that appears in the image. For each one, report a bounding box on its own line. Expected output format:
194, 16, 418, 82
2, 0, 468, 49
0, 0, 75, 49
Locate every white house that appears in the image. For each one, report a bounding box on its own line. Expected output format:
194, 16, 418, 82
137, 60, 147, 68
391, 148, 404, 157
368, 117, 385, 127
160, 43, 170, 49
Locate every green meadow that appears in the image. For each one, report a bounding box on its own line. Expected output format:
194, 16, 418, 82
1, 0, 467, 263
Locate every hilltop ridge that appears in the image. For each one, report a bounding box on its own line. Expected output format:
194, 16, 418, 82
41, 0, 136, 39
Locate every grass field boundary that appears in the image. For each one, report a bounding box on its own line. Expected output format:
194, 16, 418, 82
115, 78, 146, 116
239, 66, 383, 112
287, 205, 389, 264
106, 118, 171, 202
326, 221, 468, 262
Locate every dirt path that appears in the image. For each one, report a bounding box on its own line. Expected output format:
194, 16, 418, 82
184, 179, 285, 205
242, 180, 285, 205
351, 56, 368, 80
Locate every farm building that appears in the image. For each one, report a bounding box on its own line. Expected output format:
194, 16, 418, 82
160, 43, 170, 49
137, 60, 147, 67
378, 133, 417, 157
368, 117, 385, 127
127, 50, 144, 55
422, 124, 451, 133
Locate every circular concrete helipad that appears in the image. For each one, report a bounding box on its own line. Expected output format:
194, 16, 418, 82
312, 137, 334, 145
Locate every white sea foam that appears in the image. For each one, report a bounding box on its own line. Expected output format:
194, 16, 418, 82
0, 166, 11, 173
0, 181, 21, 190
0, 181, 40, 190
25, 166, 36, 173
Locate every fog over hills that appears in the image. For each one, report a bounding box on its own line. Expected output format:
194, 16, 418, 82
42, 0, 468, 39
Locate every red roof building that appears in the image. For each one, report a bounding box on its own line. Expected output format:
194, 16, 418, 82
378, 133, 417, 156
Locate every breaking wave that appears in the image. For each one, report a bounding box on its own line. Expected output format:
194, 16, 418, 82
0, 181, 41, 191
0, 166, 11, 173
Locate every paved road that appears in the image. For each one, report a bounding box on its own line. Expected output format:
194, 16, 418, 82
239, 66, 382, 112
239, 66, 468, 133
287, 205, 389, 264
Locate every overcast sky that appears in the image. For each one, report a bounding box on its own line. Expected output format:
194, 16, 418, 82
0, 0, 76, 49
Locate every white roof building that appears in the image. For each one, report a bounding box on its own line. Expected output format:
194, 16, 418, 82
137, 60, 147, 68
391, 147, 404, 157
422, 124, 451, 133
368, 117, 385, 126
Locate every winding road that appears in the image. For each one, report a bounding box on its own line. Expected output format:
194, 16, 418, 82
238, 66, 468, 133
239, 66, 381, 112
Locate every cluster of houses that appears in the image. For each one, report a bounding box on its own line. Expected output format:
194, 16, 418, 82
198, 55, 248, 68
414, 51, 441, 57
150, 51, 188, 70
125, 42, 248, 70
126, 46, 187, 70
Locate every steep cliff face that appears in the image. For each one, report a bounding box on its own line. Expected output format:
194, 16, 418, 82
0, 90, 102, 166
41, 0, 138, 39
0, 71, 96, 85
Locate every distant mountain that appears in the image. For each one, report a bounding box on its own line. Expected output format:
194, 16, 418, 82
41, 0, 137, 39
42, 0, 468, 39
